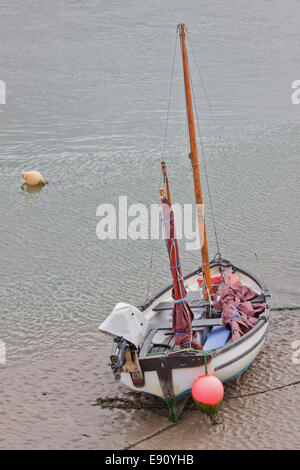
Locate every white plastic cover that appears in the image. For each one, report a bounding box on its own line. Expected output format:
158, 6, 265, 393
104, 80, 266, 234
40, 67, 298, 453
98, 303, 149, 348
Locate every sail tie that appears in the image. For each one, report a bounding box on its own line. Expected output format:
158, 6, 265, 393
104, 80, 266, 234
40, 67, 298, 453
170, 263, 181, 269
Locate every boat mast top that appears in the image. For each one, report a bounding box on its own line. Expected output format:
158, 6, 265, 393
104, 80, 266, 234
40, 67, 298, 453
178, 23, 213, 298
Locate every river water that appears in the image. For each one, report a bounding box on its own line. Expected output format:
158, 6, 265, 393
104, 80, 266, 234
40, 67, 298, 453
0, 0, 299, 449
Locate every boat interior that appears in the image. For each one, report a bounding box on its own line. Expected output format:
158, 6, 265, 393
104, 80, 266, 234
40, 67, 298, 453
139, 263, 269, 357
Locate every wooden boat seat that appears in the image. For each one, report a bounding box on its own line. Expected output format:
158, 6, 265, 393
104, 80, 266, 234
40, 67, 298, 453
140, 318, 223, 356
151, 318, 223, 329
144, 288, 267, 355
152, 292, 266, 312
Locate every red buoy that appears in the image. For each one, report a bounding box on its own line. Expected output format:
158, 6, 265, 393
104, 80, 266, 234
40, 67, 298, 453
191, 374, 224, 417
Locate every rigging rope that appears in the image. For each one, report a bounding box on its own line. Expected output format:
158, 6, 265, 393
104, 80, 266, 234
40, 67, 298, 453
186, 32, 225, 145
155, 26, 269, 298
161, 26, 221, 263
188, 59, 221, 255
177, 26, 221, 257
161, 31, 178, 162
147, 29, 178, 300
186, 30, 265, 278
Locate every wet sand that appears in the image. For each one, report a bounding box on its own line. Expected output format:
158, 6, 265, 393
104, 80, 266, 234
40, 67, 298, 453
0, 310, 299, 450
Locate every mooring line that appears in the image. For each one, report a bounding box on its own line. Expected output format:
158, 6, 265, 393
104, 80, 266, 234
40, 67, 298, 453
121, 380, 300, 449
224, 380, 300, 401
94, 380, 300, 413
94, 304, 299, 448
124, 422, 177, 450
271, 306, 300, 311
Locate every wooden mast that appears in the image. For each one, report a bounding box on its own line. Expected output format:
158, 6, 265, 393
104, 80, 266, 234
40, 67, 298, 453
178, 23, 213, 298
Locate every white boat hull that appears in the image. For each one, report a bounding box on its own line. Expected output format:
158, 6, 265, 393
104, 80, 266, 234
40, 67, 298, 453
120, 319, 269, 399
119, 260, 271, 400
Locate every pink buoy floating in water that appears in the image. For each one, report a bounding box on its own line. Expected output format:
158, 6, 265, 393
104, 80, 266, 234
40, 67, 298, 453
22, 171, 46, 186
191, 374, 224, 418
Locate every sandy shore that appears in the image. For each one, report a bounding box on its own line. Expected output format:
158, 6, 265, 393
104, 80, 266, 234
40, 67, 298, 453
0, 310, 299, 450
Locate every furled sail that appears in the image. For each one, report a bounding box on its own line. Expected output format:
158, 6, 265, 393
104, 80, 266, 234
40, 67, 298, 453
161, 196, 202, 350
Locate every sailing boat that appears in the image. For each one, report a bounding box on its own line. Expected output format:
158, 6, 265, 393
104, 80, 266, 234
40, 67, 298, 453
99, 24, 271, 421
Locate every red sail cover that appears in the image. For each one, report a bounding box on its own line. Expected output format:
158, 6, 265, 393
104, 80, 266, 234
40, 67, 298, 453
161, 197, 202, 350
213, 282, 265, 341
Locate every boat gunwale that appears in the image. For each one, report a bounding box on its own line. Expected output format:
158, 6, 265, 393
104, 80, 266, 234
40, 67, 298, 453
140, 313, 269, 360
140, 259, 270, 311
214, 325, 268, 371
139, 259, 271, 359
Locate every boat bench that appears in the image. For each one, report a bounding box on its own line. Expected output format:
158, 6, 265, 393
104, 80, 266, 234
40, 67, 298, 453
150, 318, 223, 330
152, 293, 266, 312
140, 318, 223, 356
144, 291, 266, 355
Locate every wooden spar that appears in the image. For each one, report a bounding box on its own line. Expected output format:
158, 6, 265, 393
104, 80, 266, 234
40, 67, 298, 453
160, 194, 180, 301
161, 161, 172, 204
178, 23, 213, 298
160, 163, 180, 301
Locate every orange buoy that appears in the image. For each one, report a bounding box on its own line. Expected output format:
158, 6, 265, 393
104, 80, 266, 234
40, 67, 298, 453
191, 374, 224, 418
22, 171, 46, 186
